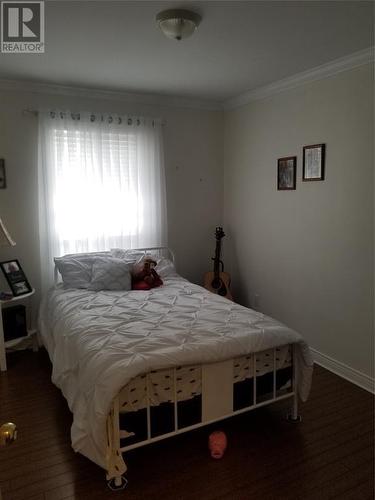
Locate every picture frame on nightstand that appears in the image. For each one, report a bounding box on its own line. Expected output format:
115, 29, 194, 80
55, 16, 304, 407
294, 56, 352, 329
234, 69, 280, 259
0, 259, 32, 297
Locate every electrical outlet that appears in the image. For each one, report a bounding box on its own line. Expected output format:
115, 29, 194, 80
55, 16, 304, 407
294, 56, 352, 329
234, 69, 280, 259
253, 294, 260, 311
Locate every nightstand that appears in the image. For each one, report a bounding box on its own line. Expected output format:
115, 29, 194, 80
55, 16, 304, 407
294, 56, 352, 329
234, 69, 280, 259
0, 289, 37, 371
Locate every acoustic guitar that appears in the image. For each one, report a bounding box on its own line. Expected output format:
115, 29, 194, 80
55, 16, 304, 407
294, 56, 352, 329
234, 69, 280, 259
203, 227, 233, 301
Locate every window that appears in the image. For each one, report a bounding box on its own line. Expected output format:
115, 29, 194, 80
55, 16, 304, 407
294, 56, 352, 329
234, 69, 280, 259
38, 111, 167, 288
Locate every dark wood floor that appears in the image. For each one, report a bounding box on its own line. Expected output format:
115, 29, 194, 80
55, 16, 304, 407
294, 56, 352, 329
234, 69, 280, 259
0, 350, 373, 500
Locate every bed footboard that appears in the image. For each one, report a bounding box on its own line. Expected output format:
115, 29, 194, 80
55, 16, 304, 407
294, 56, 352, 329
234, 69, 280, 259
106, 344, 300, 488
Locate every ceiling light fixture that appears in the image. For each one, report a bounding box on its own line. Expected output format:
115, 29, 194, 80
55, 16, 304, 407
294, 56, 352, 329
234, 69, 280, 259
156, 9, 202, 41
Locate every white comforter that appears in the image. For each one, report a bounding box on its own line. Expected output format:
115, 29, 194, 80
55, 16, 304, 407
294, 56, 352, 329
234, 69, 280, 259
39, 275, 313, 475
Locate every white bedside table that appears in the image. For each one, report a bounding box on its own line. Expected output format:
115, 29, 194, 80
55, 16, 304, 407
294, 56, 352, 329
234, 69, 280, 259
0, 288, 37, 372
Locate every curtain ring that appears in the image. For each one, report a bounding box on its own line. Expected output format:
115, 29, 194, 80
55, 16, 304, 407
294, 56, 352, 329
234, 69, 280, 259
60, 112, 64, 119
90, 115, 95, 122
127, 118, 132, 125
50, 111, 56, 119
136, 118, 140, 126
118, 117, 122, 124
108, 116, 113, 124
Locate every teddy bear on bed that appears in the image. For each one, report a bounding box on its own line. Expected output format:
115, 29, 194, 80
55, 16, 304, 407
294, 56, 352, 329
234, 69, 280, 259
131, 256, 163, 290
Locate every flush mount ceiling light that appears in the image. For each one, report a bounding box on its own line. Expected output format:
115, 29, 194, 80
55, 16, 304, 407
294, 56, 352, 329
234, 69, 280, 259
156, 9, 202, 41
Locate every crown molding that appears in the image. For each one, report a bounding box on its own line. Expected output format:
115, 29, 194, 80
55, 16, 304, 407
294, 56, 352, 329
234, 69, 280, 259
0, 78, 223, 111
224, 46, 375, 110
0, 46, 373, 111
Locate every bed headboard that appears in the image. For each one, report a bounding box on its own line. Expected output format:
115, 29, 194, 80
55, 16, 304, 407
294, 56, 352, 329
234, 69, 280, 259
53, 246, 175, 285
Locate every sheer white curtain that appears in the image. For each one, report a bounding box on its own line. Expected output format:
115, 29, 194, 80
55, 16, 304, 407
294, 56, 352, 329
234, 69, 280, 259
38, 111, 167, 290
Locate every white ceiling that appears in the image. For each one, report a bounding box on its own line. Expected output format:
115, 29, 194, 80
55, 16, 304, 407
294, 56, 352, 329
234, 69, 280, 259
0, 1, 373, 103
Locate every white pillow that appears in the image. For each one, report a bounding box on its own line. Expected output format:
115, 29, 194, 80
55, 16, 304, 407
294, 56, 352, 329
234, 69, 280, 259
88, 257, 131, 291
110, 248, 145, 264
110, 249, 176, 278
155, 257, 176, 278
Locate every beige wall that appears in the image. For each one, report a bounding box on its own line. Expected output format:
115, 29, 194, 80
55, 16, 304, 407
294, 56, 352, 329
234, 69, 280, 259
224, 64, 374, 378
0, 90, 224, 300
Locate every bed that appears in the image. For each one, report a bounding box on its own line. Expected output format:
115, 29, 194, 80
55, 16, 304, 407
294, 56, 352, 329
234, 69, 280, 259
38, 247, 313, 490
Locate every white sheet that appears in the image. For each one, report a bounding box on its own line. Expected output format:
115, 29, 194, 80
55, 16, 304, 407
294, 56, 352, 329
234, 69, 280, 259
39, 275, 313, 475
119, 345, 291, 413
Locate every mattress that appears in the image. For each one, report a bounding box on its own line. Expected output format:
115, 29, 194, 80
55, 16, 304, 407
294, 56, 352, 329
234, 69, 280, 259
39, 273, 313, 476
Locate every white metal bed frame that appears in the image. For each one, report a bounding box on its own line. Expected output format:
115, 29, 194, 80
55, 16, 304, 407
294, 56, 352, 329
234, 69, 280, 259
106, 345, 300, 490
53, 247, 301, 491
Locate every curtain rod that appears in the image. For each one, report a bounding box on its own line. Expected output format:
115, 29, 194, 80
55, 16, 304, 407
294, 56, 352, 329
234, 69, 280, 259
22, 108, 166, 125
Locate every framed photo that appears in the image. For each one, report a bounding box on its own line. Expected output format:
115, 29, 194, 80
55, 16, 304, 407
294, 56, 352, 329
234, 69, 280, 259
303, 144, 325, 181
0, 159, 6, 189
0, 259, 32, 296
277, 156, 296, 190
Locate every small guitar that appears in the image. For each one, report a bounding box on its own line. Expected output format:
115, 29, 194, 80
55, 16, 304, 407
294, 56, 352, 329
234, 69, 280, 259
203, 227, 233, 300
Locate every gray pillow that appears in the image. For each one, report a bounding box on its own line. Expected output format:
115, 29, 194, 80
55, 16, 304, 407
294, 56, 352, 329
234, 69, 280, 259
88, 257, 131, 291
54, 254, 103, 288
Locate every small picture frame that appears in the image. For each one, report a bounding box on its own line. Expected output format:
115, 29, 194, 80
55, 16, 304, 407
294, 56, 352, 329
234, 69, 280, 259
0, 259, 32, 296
303, 144, 325, 181
278, 156, 296, 190
0, 159, 6, 189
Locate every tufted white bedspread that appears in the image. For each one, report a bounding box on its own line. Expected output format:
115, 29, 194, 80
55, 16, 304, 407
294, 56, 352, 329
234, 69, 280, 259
39, 275, 313, 472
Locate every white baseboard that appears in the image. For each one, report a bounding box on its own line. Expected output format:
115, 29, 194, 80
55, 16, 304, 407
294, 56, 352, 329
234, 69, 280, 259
310, 348, 374, 394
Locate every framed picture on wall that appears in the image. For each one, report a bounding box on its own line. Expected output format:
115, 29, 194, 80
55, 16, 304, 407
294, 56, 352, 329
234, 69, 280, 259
0, 159, 6, 189
0, 260, 32, 296
277, 156, 296, 190
303, 144, 325, 181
